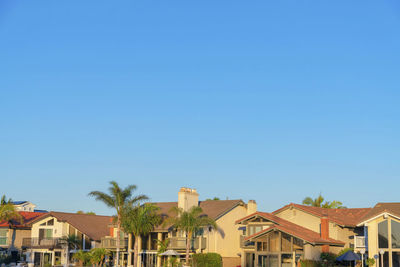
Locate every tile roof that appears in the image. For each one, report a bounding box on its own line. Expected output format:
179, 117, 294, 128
357, 203, 400, 224
30, 211, 112, 241
273, 203, 371, 227
240, 212, 344, 246
154, 200, 244, 230
0, 211, 46, 229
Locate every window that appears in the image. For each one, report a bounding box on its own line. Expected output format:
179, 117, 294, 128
281, 254, 292, 267
293, 237, 304, 251
378, 220, 388, 248
392, 220, 400, 248
0, 229, 7, 245
269, 231, 279, 252
47, 219, 54, 226
248, 226, 263, 236
281, 233, 291, 252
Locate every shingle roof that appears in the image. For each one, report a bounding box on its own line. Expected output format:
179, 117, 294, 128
357, 203, 400, 225
0, 211, 46, 229
30, 212, 112, 241
273, 203, 371, 227
153, 200, 244, 231
239, 212, 344, 246
11, 201, 28, 205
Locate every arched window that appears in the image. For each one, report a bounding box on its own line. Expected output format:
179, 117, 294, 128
378, 220, 388, 248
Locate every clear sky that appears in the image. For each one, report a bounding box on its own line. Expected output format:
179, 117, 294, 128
1, 1, 399, 216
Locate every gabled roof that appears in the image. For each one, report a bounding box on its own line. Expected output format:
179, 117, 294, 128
154, 199, 244, 231
30, 211, 112, 241
239, 212, 344, 246
357, 203, 400, 225
11, 201, 29, 205
0, 211, 47, 229
273, 203, 371, 227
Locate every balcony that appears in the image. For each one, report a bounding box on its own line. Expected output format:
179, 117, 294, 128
22, 238, 62, 248
100, 237, 129, 249
168, 237, 206, 250
240, 235, 255, 249
354, 236, 366, 248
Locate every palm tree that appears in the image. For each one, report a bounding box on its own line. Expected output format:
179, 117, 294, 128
121, 203, 161, 267
88, 181, 148, 267
302, 194, 346, 209
0, 195, 22, 253
72, 250, 91, 267
90, 248, 110, 267
60, 234, 81, 267
164, 206, 217, 266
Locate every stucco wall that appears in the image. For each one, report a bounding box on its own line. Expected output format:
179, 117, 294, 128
31, 216, 66, 238
205, 204, 247, 258
274, 208, 321, 233
304, 244, 321, 261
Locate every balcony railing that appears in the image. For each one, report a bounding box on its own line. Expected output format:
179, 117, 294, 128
354, 236, 366, 248
240, 235, 255, 249
168, 237, 206, 250
22, 238, 62, 248
100, 237, 129, 249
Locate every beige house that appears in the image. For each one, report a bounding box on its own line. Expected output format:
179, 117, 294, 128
236, 203, 372, 267
357, 203, 400, 267
102, 187, 257, 267
24, 212, 111, 267
0, 211, 45, 261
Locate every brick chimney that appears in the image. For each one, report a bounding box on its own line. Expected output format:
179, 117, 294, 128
247, 200, 257, 215
321, 214, 330, 252
178, 187, 199, 211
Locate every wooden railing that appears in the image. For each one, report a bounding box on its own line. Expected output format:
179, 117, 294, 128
100, 237, 129, 249
22, 238, 62, 248
240, 235, 255, 249
168, 237, 206, 250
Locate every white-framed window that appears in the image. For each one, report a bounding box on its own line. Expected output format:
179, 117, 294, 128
0, 229, 8, 245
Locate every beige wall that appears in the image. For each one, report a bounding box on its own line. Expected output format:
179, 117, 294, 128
304, 244, 321, 261
205, 205, 247, 258
274, 208, 321, 233
31, 216, 66, 238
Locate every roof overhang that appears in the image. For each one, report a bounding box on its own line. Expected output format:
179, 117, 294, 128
357, 211, 400, 227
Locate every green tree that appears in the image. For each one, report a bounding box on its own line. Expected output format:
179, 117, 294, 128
59, 234, 81, 267
90, 248, 110, 267
205, 197, 220, 201
72, 250, 91, 267
302, 194, 346, 209
121, 203, 161, 267
164, 206, 217, 265
0, 195, 22, 253
88, 181, 148, 267
76, 211, 96, 215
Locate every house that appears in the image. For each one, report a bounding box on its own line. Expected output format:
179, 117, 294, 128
12, 201, 37, 212
102, 187, 257, 267
0, 211, 46, 261
24, 211, 112, 267
236, 203, 372, 267
356, 203, 400, 267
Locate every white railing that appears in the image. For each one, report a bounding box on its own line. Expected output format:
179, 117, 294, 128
354, 235, 366, 248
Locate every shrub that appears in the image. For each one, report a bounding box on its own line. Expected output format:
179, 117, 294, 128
337, 248, 353, 256
192, 253, 222, 267
366, 258, 375, 266
300, 259, 319, 267
0, 254, 12, 264
320, 252, 337, 266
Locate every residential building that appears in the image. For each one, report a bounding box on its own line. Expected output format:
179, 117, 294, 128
236, 203, 372, 267
356, 203, 400, 267
24, 211, 111, 267
12, 201, 37, 212
0, 211, 45, 261
102, 187, 257, 267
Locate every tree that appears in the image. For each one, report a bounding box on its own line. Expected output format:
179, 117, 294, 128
164, 206, 217, 266
88, 181, 148, 267
76, 211, 96, 215
72, 250, 91, 267
121, 203, 161, 267
302, 194, 346, 209
0, 195, 22, 254
90, 248, 110, 267
205, 197, 220, 201
60, 234, 81, 267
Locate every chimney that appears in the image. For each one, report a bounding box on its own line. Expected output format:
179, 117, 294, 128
247, 200, 257, 215
178, 187, 199, 211
109, 217, 114, 237
321, 214, 329, 252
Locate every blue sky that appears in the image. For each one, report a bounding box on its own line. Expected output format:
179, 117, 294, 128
1, 1, 399, 215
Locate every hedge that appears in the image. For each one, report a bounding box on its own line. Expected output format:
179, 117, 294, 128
192, 253, 222, 267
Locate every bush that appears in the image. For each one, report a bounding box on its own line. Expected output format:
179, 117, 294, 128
192, 253, 222, 267
300, 259, 319, 267
0, 254, 12, 264
366, 258, 375, 266
320, 252, 337, 266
